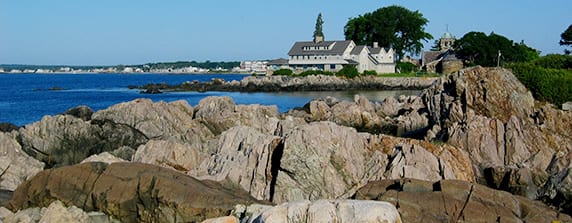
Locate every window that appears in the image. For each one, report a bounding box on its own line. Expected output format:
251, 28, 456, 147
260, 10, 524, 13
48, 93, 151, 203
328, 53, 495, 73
330, 64, 336, 69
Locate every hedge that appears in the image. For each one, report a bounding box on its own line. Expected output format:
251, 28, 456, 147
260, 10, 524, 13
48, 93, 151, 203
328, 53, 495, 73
507, 63, 572, 107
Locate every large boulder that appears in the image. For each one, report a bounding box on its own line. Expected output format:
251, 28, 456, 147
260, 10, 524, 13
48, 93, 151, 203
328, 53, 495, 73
252, 200, 401, 223
273, 122, 386, 203
368, 135, 475, 182
92, 99, 196, 140
191, 126, 281, 201
7, 162, 262, 223
194, 96, 280, 135
423, 67, 534, 127
64, 105, 94, 121
2, 200, 113, 223
329, 95, 381, 131
0, 132, 44, 191
18, 115, 147, 167
133, 139, 208, 172
271, 121, 472, 203
356, 179, 571, 223
81, 152, 127, 164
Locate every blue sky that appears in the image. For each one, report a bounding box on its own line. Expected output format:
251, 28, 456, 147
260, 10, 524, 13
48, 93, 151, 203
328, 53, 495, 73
1, 0, 570, 65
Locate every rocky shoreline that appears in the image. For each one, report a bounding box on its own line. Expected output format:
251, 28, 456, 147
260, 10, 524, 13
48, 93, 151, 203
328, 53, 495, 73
139, 74, 439, 93
0, 66, 571, 222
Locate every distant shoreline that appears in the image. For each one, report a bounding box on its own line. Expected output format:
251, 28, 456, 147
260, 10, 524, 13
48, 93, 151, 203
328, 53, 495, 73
0, 71, 252, 75
138, 74, 439, 93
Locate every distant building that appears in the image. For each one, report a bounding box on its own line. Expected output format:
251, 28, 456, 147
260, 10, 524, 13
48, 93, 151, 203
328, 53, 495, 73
238, 61, 267, 73
267, 58, 289, 70
123, 67, 134, 73
286, 35, 396, 74
422, 31, 463, 74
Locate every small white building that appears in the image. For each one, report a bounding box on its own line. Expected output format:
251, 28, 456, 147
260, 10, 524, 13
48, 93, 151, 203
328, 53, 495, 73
287, 36, 396, 74
123, 67, 134, 73
240, 61, 268, 73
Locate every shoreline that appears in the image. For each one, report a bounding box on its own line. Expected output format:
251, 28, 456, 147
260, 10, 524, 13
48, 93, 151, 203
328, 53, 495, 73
139, 74, 440, 93
0, 71, 250, 75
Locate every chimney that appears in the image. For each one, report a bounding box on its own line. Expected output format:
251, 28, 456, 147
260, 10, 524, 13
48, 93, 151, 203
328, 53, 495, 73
314, 35, 324, 43
373, 42, 379, 48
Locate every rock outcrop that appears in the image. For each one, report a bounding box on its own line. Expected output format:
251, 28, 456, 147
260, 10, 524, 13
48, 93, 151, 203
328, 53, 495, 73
18, 115, 147, 167
193, 96, 280, 135
252, 200, 402, 223
1, 200, 113, 223
64, 105, 94, 121
92, 99, 196, 140
288, 94, 429, 136
4, 66, 572, 221
7, 162, 262, 223
421, 67, 572, 212
81, 152, 127, 164
140, 74, 438, 93
0, 132, 44, 191
190, 126, 281, 201
355, 178, 571, 223
271, 122, 473, 203
134, 139, 208, 172
282, 66, 572, 213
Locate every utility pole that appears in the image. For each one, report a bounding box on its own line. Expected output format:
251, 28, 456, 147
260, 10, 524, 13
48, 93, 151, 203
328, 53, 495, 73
497, 50, 501, 67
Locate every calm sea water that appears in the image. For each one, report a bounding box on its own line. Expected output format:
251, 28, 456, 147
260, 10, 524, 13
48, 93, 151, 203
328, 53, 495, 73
0, 73, 420, 126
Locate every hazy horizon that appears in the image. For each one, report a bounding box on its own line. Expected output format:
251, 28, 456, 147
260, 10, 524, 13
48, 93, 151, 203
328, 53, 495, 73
1, 0, 571, 66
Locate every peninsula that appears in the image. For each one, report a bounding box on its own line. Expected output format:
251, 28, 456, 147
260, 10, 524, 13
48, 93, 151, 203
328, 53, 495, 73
138, 74, 439, 94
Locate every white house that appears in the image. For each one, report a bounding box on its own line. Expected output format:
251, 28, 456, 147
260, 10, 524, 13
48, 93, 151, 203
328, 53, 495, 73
286, 36, 395, 74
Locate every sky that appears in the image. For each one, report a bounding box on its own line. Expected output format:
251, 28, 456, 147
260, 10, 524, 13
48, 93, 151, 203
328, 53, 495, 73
1, 0, 571, 66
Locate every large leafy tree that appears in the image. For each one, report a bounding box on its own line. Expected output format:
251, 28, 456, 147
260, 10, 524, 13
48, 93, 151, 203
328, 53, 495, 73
344, 5, 432, 59
455, 31, 539, 67
561, 24, 572, 54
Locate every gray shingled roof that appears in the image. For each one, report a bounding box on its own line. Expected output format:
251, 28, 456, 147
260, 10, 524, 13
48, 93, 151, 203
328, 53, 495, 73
267, 58, 289, 65
367, 46, 391, 54
351, 45, 366, 55
423, 51, 442, 65
288, 40, 353, 56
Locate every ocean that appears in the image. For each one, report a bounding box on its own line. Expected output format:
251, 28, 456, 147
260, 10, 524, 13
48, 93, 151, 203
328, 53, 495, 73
0, 73, 420, 126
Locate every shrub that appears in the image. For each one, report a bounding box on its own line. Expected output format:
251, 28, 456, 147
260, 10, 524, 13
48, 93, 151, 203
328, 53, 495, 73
532, 54, 572, 69
272, 68, 293, 76
336, 65, 360, 78
363, 70, 377, 76
396, 61, 418, 73
507, 63, 572, 106
298, 70, 334, 76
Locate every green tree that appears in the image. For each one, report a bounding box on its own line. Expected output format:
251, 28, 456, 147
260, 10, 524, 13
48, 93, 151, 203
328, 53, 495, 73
430, 39, 441, 51
344, 5, 432, 59
396, 61, 418, 73
455, 31, 539, 67
561, 24, 572, 54
314, 13, 324, 39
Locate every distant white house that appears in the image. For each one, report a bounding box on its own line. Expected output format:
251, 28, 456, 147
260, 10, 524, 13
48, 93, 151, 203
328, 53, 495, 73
236, 61, 267, 73
286, 35, 396, 74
